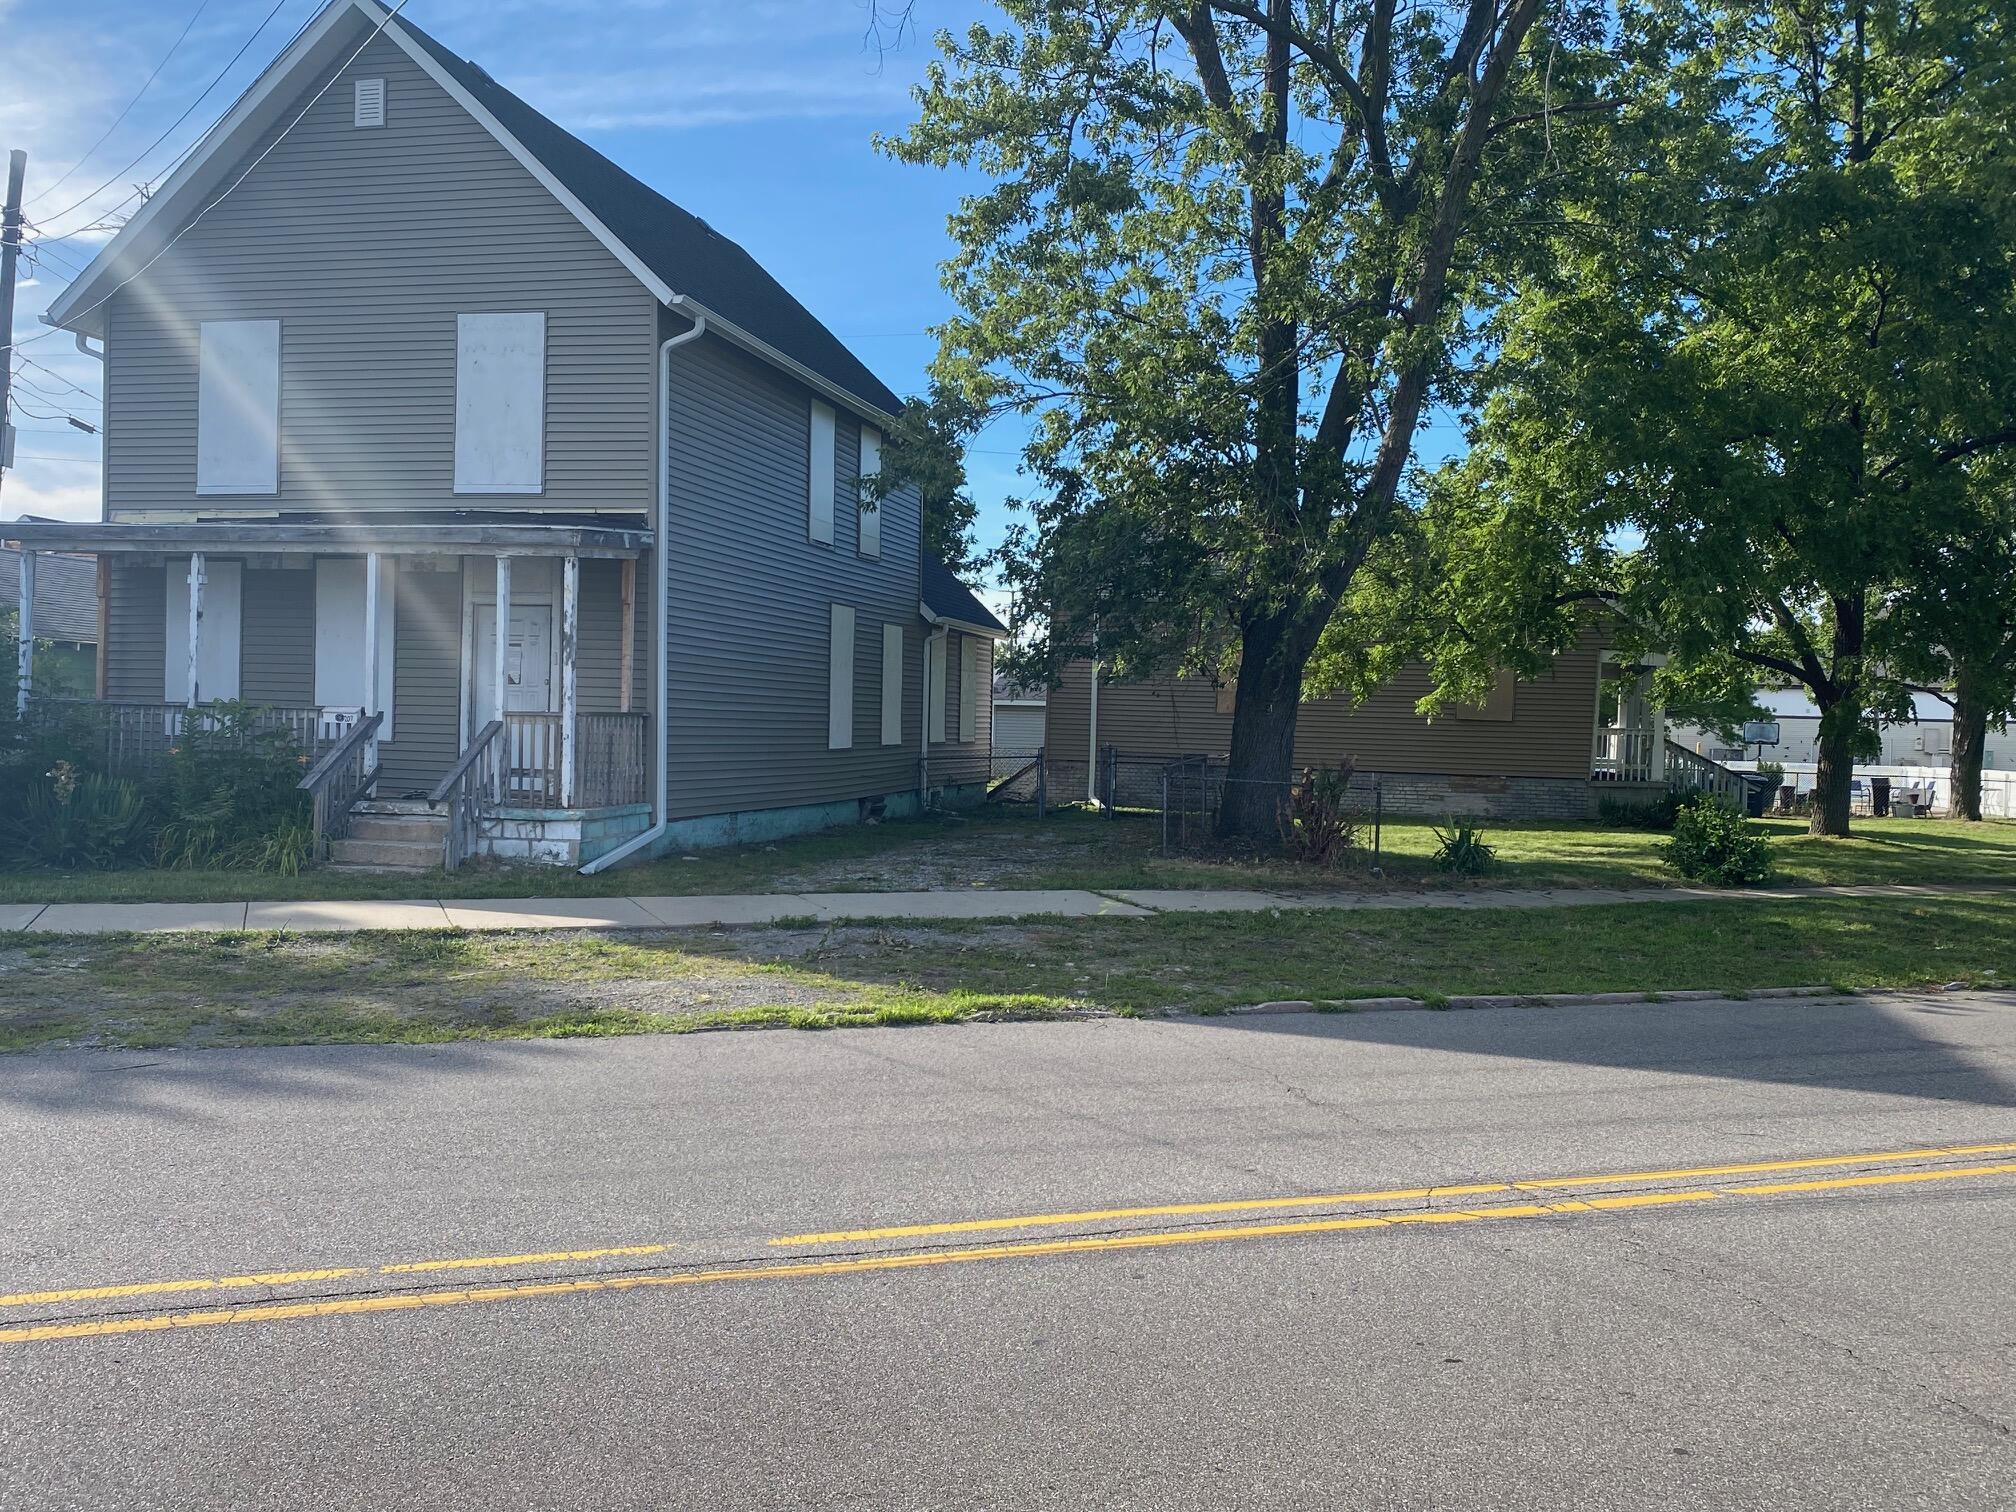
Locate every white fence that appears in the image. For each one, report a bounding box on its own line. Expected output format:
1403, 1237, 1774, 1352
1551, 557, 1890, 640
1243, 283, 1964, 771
1723, 761, 2015, 819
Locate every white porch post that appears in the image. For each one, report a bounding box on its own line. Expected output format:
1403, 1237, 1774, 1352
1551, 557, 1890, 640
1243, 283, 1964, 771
559, 553, 579, 808
1086, 659, 1101, 804
14, 548, 35, 718
362, 551, 384, 776
492, 554, 512, 802
185, 552, 206, 708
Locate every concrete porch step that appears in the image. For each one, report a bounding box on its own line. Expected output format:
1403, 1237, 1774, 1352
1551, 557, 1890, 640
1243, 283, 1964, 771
347, 813, 449, 843
328, 837, 441, 870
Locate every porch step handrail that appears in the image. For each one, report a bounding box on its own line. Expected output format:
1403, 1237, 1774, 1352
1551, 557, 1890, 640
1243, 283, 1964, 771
433, 719, 505, 873
1664, 739, 1748, 803
298, 711, 384, 859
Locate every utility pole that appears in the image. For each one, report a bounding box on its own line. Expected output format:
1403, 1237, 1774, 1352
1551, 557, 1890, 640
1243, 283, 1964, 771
0, 148, 27, 504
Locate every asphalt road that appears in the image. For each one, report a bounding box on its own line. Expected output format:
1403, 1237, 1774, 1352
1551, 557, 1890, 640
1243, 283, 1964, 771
2, 989, 2014, 1509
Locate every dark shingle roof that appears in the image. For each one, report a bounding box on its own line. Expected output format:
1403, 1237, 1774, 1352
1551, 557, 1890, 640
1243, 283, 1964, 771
0, 548, 99, 644
922, 557, 1006, 635
393, 14, 903, 418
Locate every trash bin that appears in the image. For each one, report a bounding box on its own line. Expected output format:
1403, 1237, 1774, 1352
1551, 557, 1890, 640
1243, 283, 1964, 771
1871, 777, 1891, 818
1743, 775, 1770, 817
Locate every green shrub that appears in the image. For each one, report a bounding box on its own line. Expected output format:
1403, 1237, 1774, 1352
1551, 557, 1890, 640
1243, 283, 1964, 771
1660, 796, 1773, 885
1431, 816, 1496, 874
6, 763, 152, 869
1277, 763, 1362, 866
1597, 791, 1688, 831
152, 703, 314, 871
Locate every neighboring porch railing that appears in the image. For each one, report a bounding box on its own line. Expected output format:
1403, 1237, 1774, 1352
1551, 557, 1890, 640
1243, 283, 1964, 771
298, 712, 384, 860
430, 720, 505, 872
1664, 740, 1749, 804
23, 699, 337, 781
1591, 725, 1659, 783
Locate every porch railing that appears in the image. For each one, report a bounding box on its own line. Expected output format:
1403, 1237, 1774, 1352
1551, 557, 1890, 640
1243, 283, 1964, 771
23, 699, 337, 781
578, 712, 648, 807
299, 711, 384, 860
1591, 725, 1658, 783
430, 720, 505, 872
1664, 740, 1749, 804
498, 710, 648, 809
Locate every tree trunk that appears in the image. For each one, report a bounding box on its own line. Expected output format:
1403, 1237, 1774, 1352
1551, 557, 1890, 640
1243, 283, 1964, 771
1949, 666, 1987, 823
1218, 617, 1304, 840
1809, 703, 1857, 837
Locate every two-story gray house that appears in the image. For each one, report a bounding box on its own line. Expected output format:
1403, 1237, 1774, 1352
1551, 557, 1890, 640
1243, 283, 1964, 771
11, 0, 1004, 870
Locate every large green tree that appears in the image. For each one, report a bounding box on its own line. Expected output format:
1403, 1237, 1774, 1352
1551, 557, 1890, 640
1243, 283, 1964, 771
886, 0, 1617, 834
1440, 0, 2016, 835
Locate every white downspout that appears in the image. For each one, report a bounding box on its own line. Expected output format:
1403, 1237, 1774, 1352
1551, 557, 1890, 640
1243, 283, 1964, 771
579, 309, 707, 873
920, 624, 946, 806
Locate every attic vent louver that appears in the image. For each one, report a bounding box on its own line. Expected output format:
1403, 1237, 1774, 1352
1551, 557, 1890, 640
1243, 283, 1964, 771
354, 77, 387, 128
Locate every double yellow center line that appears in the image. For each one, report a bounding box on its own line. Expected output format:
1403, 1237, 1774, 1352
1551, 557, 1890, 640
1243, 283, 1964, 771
4, 1141, 2012, 1348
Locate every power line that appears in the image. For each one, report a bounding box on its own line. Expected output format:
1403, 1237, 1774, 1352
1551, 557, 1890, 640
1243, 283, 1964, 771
18, 356, 99, 398
28, 0, 302, 238
3, 0, 411, 359
25, 0, 216, 210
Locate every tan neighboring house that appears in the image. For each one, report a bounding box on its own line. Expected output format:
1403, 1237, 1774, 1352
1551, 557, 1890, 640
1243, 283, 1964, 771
11, 0, 1003, 870
1047, 626, 1741, 818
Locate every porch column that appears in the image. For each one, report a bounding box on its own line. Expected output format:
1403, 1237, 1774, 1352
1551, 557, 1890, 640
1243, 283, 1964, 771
185, 552, 206, 707
13, 547, 34, 717
492, 554, 512, 802
559, 553, 579, 808
617, 557, 636, 714
362, 552, 385, 776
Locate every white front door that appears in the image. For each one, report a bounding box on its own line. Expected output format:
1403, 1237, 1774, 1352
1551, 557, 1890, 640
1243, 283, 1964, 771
472, 604, 555, 725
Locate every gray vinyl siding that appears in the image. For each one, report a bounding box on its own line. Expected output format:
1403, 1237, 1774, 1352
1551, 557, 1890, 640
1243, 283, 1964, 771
934, 630, 993, 788
101, 34, 655, 518
105, 561, 165, 701
576, 557, 650, 715
661, 332, 923, 818
240, 569, 315, 705
1045, 626, 1608, 780
376, 565, 463, 793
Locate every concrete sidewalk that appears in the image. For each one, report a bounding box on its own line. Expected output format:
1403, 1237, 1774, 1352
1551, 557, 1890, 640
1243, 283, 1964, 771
1, 879, 2004, 936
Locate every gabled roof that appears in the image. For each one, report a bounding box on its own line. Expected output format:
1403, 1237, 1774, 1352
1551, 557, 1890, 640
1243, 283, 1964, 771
921, 557, 1007, 637
1, 547, 99, 643
44, 0, 901, 421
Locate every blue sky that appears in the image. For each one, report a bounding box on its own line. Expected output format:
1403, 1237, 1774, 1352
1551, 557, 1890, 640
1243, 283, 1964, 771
3, 0, 1466, 595
1, 0, 1033, 558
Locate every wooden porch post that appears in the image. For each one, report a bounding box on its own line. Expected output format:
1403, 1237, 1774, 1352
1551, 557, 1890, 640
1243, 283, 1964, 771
492, 554, 512, 802
14, 547, 34, 718
362, 551, 384, 777
185, 552, 206, 708
560, 553, 579, 808
617, 557, 636, 714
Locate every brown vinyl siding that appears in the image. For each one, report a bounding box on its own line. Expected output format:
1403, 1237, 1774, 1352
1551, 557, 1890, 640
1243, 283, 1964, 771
101, 34, 655, 519
1047, 629, 1606, 780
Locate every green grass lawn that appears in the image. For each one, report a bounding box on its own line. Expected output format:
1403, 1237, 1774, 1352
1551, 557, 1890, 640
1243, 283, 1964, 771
2, 890, 2008, 1052
0, 806, 2010, 905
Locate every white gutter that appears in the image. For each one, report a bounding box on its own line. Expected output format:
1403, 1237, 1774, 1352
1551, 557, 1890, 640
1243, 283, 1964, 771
579, 313, 707, 874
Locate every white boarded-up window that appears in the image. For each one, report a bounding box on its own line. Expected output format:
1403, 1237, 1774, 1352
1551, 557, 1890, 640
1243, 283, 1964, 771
164, 558, 243, 703
828, 603, 856, 749
880, 623, 904, 745
960, 636, 978, 743
197, 320, 280, 494
314, 559, 397, 740
354, 77, 386, 127
928, 634, 947, 743
857, 425, 882, 558
455, 312, 545, 493
808, 401, 836, 544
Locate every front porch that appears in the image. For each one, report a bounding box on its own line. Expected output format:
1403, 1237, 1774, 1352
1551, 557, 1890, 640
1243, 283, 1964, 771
10, 519, 657, 870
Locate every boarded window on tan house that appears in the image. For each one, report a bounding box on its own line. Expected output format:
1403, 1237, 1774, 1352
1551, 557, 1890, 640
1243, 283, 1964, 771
1451, 669, 1517, 722
1215, 676, 1236, 716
